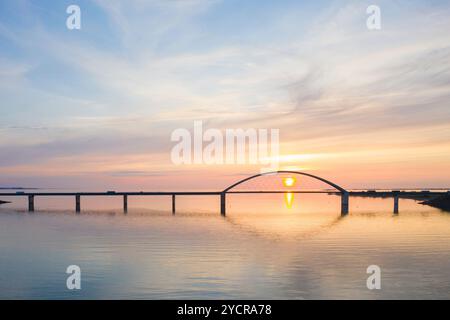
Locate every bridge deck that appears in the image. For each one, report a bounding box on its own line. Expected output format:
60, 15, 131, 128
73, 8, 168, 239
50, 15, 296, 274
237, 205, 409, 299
0, 190, 448, 196
0, 190, 448, 215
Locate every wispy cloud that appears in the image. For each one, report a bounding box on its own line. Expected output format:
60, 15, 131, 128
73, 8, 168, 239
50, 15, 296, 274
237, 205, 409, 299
0, 0, 450, 187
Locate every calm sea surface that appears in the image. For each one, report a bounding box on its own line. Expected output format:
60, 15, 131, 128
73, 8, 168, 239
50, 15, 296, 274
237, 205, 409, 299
0, 192, 449, 299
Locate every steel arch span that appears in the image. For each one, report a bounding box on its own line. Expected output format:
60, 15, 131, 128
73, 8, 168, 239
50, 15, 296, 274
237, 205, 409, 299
220, 170, 349, 216
222, 170, 347, 193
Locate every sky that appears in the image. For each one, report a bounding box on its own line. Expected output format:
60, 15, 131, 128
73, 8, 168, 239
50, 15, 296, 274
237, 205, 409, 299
0, 0, 450, 190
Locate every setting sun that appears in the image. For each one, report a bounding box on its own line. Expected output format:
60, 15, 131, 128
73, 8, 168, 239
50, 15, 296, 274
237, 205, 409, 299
283, 177, 296, 188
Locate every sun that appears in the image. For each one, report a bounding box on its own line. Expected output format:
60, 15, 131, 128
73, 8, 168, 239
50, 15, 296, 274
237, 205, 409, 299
282, 177, 296, 188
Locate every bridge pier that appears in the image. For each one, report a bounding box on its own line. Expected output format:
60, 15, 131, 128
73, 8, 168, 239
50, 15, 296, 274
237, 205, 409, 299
75, 195, 81, 213
220, 192, 226, 216
28, 195, 35, 212
393, 194, 399, 214
123, 195, 128, 213
172, 194, 176, 214
341, 192, 349, 215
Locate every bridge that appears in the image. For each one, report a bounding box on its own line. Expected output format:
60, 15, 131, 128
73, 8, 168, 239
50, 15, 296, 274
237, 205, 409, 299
0, 171, 447, 215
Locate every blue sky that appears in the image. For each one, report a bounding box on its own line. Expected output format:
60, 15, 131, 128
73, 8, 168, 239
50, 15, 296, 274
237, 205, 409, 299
1, 0, 450, 189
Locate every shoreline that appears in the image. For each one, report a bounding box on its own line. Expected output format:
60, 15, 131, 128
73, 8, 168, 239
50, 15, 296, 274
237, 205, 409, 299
420, 194, 450, 212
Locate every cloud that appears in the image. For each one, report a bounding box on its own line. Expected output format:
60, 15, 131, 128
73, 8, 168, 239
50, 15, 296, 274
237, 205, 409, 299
1, 0, 450, 187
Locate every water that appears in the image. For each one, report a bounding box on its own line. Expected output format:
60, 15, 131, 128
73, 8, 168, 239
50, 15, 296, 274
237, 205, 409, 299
0, 193, 449, 299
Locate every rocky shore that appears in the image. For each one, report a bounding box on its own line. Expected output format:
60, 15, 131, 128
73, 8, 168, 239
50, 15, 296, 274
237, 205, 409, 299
420, 194, 450, 212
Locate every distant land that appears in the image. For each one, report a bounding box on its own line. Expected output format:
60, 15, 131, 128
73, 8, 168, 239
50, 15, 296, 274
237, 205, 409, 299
350, 191, 450, 212
0, 187, 40, 190
420, 194, 450, 212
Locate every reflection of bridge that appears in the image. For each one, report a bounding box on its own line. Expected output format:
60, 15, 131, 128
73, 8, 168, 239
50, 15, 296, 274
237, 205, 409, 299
0, 171, 447, 215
